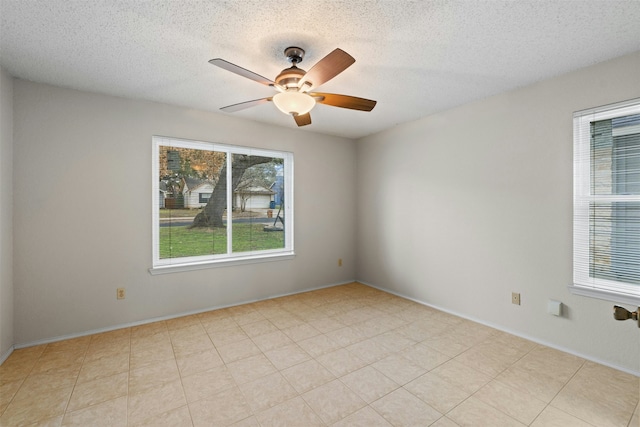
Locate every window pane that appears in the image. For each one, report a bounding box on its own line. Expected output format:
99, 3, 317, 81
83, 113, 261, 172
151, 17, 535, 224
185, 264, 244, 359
199, 193, 212, 203
611, 202, 640, 284
158, 146, 227, 259
612, 115, 640, 195
231, 154, 284, 253
590, 201, 640, 285
588, 113, 640, 287
592, 115, 640, 196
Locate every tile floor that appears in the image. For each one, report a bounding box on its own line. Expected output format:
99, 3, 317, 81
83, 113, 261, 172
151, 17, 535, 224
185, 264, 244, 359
0, 282, 638, 426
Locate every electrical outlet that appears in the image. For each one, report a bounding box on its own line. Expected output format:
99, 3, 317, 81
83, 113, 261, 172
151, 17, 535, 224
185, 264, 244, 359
117, 288, 126, 300
511, 292, 521, 305
338, 258, 343, 267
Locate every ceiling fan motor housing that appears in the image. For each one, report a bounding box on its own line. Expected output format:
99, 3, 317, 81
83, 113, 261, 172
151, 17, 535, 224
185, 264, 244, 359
275, 66, 309, 90
275, 47, 312, 91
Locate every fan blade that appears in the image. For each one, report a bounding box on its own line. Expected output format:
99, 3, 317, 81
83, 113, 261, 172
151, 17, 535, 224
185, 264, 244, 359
298, 49, 355, 90
311, 93, 377, 111
293, 113, 311, 126
209, 58, 274, 86
220, 98, 271, 113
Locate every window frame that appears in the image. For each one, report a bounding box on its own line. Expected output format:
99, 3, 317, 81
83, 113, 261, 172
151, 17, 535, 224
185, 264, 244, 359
571, 99, 640, 305
150, 136, 294, 274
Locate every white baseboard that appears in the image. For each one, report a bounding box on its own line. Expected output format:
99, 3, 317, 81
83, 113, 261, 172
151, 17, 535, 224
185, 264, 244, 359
14, 277, 635, 377
13, 280, 356, 351
358, 280, 640, 378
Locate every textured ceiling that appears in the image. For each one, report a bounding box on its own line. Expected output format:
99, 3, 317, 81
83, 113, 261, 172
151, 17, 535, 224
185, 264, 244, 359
1, 0, 640, 139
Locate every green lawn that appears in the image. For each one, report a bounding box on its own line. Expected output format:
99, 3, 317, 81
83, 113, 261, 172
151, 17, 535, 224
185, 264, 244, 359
159, 208, 199, 218
160, 223, 284, 258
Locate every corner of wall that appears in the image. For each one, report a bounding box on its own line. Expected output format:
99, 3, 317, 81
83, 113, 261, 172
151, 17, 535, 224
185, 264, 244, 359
0, 66, 15, 361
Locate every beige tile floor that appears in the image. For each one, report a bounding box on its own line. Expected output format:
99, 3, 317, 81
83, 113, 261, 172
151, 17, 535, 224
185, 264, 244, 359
0, 282, 638, 426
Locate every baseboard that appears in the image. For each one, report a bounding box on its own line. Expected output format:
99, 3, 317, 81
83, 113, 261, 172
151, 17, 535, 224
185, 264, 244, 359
13, 279, 357, 350
17, 277, 634, 377
0, 345, 14, 365
358, 280, 640, 378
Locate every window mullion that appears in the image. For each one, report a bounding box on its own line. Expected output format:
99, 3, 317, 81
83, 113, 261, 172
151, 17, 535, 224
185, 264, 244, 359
226, 151, 233, 255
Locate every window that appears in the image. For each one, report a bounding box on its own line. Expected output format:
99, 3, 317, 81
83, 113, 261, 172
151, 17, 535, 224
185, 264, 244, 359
151, 136, 294, 273
572, 99, 640, 304
198, 193, 211, 204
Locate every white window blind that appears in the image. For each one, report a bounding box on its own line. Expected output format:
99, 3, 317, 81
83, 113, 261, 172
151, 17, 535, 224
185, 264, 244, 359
572, 99, 640, 304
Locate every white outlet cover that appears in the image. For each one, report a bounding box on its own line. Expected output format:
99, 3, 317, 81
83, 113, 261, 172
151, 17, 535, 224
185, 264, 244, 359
548, 299, 562, 316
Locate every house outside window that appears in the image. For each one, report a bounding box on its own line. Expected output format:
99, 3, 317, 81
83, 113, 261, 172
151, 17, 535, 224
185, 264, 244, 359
572, 99, 640, 304
151, 136, 294, 273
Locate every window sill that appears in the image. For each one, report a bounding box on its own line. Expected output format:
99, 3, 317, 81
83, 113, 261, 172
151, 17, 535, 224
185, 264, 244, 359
568, 284, 640, 306
149, 252, 295, 275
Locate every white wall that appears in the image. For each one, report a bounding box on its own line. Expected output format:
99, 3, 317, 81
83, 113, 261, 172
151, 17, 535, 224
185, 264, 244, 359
0, 67, 14, 360
13, 81, 357, 345
356, 52, 640, 373
9, 53, 640, 374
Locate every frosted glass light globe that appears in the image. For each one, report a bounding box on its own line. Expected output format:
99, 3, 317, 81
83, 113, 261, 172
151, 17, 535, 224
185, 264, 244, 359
273, 91, 315, 116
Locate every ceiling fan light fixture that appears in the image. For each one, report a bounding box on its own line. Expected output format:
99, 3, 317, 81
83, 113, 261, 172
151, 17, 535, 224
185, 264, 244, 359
272, 91, 315, 116
210, 47, 373, 127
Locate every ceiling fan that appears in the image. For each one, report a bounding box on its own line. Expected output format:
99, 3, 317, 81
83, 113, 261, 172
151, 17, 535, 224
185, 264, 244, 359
208, 47, 377, 127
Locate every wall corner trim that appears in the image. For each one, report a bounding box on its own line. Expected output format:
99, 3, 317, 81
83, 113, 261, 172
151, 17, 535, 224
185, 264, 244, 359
0, 345, 14, 366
